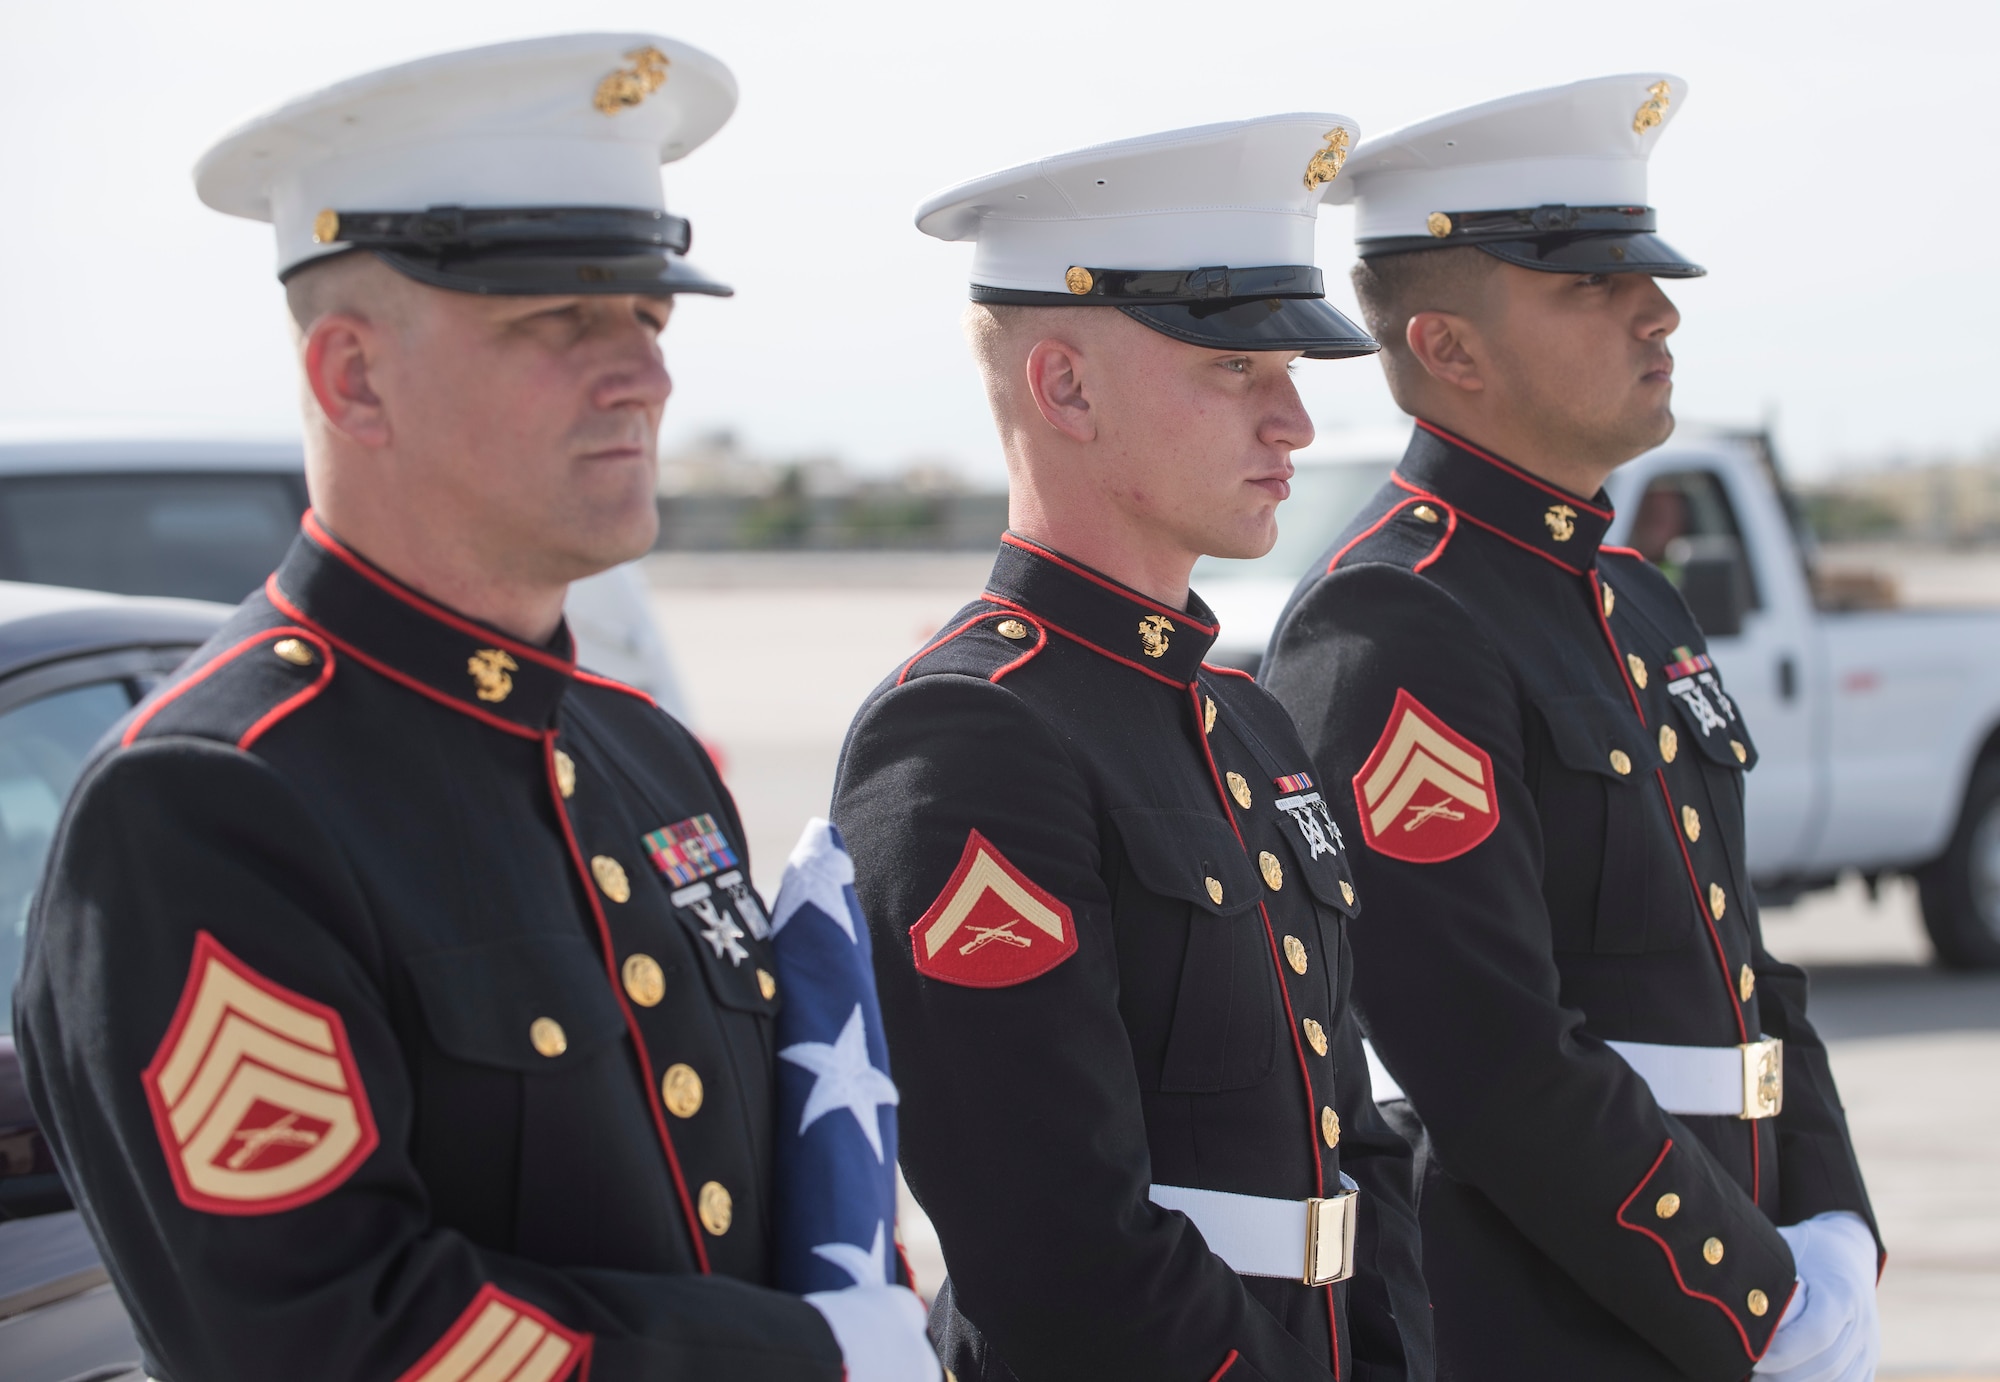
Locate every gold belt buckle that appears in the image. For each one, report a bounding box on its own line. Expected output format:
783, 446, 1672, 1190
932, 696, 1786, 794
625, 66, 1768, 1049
1739, 1037, 1784, 1120
1303, 1188, 1358, 1286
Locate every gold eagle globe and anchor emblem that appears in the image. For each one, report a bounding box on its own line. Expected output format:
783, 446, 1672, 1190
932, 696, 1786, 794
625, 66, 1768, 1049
593, 45, 670, 115
1632, 80, 1672, 134
1303, 127, 1352, 191
1543, 504, 1579, 542
468, 648, 519, 703
1137, 613, 1174, 659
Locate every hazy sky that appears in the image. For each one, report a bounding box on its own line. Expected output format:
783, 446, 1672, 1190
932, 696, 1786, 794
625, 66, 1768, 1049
2, 0, 1993, 479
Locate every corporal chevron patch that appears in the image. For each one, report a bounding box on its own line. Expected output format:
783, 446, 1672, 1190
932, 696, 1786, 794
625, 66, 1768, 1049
910, 829, 1076, 988
1354, 689, 1498, 863
395, 1285, 591, 1382
141, 932, 378, 1215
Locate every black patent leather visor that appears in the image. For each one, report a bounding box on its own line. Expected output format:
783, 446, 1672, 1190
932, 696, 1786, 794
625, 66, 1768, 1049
1122, 296, 1378, 359
367, 245, 732, 298
1473, 232, 1704, 278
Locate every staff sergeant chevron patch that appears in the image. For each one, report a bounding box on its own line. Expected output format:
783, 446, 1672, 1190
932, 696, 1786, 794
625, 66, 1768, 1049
910, 829, 1076, 987
140, 931, 378, 1215
394, 1284, 591, 1382
1354, 689, 1499, 863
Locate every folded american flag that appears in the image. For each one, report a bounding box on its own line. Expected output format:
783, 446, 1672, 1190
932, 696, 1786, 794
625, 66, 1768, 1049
769, 818, 902, 1293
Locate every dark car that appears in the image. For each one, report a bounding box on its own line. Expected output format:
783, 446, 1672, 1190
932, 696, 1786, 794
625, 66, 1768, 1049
0, 579, 230, 1381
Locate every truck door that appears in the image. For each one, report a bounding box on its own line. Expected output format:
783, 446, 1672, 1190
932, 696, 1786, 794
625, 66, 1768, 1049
1611, 460, 1825, 879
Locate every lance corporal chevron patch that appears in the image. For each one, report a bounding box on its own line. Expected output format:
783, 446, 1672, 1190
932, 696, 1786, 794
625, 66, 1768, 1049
910, 830, 1076, 987
141, 931, 378, 1215
1354, 689, 1498, 863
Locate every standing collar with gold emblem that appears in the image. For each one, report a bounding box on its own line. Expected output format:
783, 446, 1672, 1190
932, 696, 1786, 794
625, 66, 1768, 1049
266, 512, 575, 737
983, 533, 1218, 687
1393, 420, 1614, 575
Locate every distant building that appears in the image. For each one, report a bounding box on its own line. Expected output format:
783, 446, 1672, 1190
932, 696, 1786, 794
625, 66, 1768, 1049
653, 432, 1008, 551
1798, 451, 2000, 546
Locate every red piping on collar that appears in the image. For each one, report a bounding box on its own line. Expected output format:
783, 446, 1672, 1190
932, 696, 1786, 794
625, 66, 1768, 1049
1614, 1139, 1773, 1361
301, 511, 576, 674
1448, 504, 1590, 577
1000, 533, 1219, 635
1413, 420, 1614, 519
1601, 544, 1647, 561
121, 626, 332, 748
1205, 1350, 1241, 1382
1200, 662, 1255, 682
542, 731, 711, 1273
573, 668, 657, 708
266, 576, 542, 741
982, 593, 1189, 689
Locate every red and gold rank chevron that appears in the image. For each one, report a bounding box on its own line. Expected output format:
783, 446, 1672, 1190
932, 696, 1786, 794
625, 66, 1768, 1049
140, 931, 378, 1215
396, 1285, 591, 1382
1353, 689, 1498, 863
911, 829, 1076, 987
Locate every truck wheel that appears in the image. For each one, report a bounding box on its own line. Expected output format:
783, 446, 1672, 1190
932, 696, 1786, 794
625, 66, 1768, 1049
1918, 761, 2000, 969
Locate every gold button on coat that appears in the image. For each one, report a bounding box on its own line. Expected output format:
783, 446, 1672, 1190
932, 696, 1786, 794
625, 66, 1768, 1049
1205, 877, 1223, 905
1284, 935, 1309, 975
1204, 698, 1217, 735
1412, 504, 1440, 524
996, 619, 1029, 640
1709, 883, 1727, 919
1340, 880, 1355, 906
698, 1181, 733, 1236
272, 637, 315, 666
1682, 805, 1701, 842
661, 1063, 704, 1118
1602, 584, 1616, 617
1739, 965, 1756, 1002
1627, 654, 1649, 689
1259, 851, 1283, 891
1731, 739, 1748, 763
1702, 1237, 1724, 1265
553, 749, 577, 799
1303, 1017, 1328, 1057
1609, 749, 1632, 776
622, 953, 665, 1007
1747, 1288, 1769, 1317
1659, 724, 1678, 763
591, 855, 631, 903
1227, 772, 1253, 809
529, 1017, 567, 1058
1321, 1106, 1341, 1148
757, 968, 778, 1001
1655, 1193, 1681, 1219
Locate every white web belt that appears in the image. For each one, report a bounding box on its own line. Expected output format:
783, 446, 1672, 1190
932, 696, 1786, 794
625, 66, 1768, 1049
1150, 1175, 1360, 1286
1362, 1037, 1784, 1120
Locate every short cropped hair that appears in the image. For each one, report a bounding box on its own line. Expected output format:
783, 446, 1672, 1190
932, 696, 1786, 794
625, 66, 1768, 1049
1349, 246, 1498, 402
283, 251, 414, 334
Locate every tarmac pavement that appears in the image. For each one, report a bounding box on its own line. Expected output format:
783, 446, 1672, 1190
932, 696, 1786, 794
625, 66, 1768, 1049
648, 550, 2000, 1379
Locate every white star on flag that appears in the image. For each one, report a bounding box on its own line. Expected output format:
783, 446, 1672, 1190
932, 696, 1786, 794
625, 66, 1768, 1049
771, 818, 860, 943
780, 1004, 900, 1161
812, 1220, 889, 1288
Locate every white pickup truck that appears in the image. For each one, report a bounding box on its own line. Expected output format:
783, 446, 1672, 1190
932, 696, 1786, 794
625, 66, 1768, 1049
1199, 426, 2000, 969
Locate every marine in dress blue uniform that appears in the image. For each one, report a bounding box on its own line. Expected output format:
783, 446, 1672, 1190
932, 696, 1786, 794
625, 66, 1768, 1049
14, 35, 933, 1382
1263, 75, 1881, 1382
833, 119, 1434, 1382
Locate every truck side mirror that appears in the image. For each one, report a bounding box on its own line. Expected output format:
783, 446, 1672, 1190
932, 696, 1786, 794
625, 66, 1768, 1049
1667, 536, 1751, 638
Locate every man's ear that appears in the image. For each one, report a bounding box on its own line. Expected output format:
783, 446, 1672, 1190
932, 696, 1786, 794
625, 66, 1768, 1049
1404, 311, 1486, 395
303, 314, 392, 447
1023, 337, 1096, 443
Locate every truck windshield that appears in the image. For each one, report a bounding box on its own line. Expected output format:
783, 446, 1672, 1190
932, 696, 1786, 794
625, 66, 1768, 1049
0, 472, 308, 605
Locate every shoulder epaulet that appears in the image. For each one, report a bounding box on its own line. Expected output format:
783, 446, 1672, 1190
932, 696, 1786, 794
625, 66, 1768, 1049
896, 601, 1049, 687
1325, 493, 1457, 577
123, 625, 335, 752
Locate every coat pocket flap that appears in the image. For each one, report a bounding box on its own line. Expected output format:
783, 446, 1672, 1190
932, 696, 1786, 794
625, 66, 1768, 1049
406, 933, 626, 1073
1111, 807, 1261, 917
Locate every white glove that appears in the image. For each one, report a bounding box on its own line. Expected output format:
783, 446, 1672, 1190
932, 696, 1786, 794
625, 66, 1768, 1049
806, 1284, 942, 1382
1753, 1212, 1880, 1382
